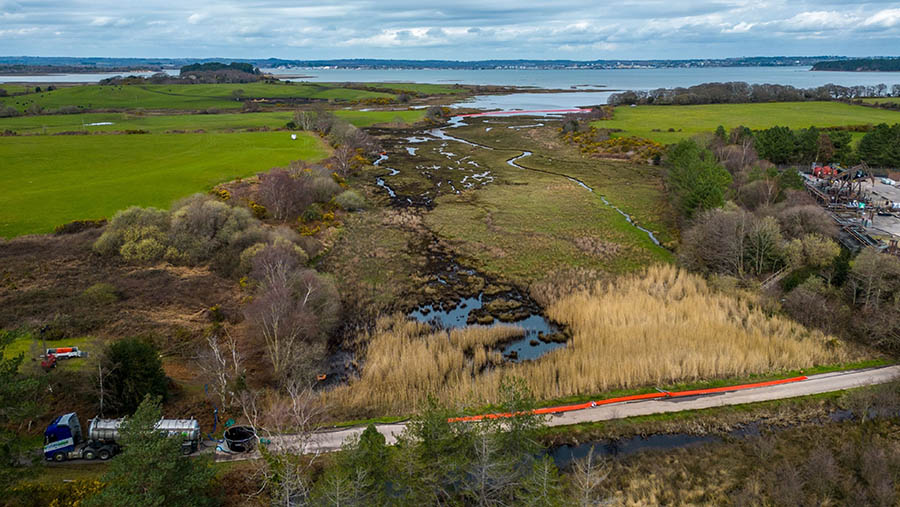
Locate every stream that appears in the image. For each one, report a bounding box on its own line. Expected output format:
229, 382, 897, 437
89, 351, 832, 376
549, 409, 857, 469
369, 110, 662, 363
502, 148, 661, 247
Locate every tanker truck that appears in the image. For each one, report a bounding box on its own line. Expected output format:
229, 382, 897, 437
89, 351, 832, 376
43, 412, 200, 462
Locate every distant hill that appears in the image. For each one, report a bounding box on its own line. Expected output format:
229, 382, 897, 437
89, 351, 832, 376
812, 59, 900, 72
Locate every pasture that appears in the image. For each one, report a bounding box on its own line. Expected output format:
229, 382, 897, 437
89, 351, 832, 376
0, 131, 329, 237
0, 109, 427, 134
0, 82, 398, 112
594, 102, 900, 144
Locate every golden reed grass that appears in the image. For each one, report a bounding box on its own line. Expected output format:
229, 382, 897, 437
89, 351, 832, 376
325, 265, 850, 415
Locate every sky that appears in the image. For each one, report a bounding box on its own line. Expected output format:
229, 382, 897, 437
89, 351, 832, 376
1, 0, 899, 60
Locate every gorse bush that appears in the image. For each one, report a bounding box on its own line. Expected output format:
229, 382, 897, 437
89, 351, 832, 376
81, 283, 120, 305
93, 206, 170, 261
167, 194, 255, 264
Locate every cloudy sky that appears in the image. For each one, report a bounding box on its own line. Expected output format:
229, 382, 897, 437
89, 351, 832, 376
1, 0, 899, 59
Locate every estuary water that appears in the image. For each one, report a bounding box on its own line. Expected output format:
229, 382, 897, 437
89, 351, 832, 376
5, 66, 899, 91
272, 66, 900, 90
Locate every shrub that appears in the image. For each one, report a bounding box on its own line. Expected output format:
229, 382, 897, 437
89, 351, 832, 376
120, 226, 167, 262
300, 203, 324, 223
81, 283, 120, 305
335, 190, 366, 211
248, 201, 267, 219
166, 194, 255, 264
206, 231, 261, 278
54, 218, 107, 235
310, 175, 342, 202
93, 207, 169, 257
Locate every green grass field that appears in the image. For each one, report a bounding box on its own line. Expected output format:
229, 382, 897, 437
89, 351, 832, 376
0, 131, 329, 237
861, 97, 900, 105
0, 109, 426, 134
594, 102, 900, 144
0, 82, 398, 112
0, 84, 34, 95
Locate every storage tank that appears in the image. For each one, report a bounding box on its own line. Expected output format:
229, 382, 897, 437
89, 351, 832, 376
88, 417, 200, 443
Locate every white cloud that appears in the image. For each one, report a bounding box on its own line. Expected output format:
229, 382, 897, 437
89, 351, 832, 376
864, 8, 900, 28
0, 1, 896, 59
187, 12, 207, 25
723, 21, 754, 33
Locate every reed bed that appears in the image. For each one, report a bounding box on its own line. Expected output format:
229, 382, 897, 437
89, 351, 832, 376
326, 265, 850, 416
324, 318, 522, 415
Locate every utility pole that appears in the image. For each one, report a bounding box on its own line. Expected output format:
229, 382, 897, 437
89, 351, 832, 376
98, 364, 105, 417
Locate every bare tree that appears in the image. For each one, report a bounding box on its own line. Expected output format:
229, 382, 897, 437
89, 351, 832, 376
569, 446, 610, 507
294, 110, 317, 131
197, 326, 244, 411
745, 215, 784, 276
849, 248, 900, 311
461, 430, 520, 506
776, 204, 838, 239
332, 145, 355, 177
256, 169, 313, 221
679, 208, 751, 277
241, 381, 324, 506
244, 243, 338, 382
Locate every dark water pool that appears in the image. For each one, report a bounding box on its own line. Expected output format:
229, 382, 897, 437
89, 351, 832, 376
408, 293, 565, 361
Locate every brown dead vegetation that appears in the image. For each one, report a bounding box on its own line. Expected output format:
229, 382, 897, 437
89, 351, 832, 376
0, 229, 242, 346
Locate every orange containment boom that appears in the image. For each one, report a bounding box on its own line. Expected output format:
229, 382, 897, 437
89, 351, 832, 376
448, 376, 808, 423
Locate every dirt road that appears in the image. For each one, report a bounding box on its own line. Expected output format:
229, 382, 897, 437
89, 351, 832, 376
217, 365, 900, 460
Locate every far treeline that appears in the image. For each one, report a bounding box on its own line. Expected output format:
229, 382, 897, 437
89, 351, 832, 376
179, 61, 260, 75
609, 81, 900, 106
734, 123, 900, 168
812, 58, 900, 72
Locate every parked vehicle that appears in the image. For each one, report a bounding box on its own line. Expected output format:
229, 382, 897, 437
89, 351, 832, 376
44, 347, 87, 360
43, 412, 200, 461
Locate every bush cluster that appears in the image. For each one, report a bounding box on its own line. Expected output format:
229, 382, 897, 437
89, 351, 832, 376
92, 194, 313, 278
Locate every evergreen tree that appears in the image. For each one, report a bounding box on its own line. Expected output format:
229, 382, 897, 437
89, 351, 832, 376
754, 125, 797, 165
826, 130, 856, 166
102, 338, 169, 415
858, 123, 900, 168
666, 140, 732, 219
85, 396, 219, 507
0, 330, 43, 489
517, 455, 566, 507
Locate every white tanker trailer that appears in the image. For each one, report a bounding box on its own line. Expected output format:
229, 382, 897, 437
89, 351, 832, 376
43, 412, 200, 461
